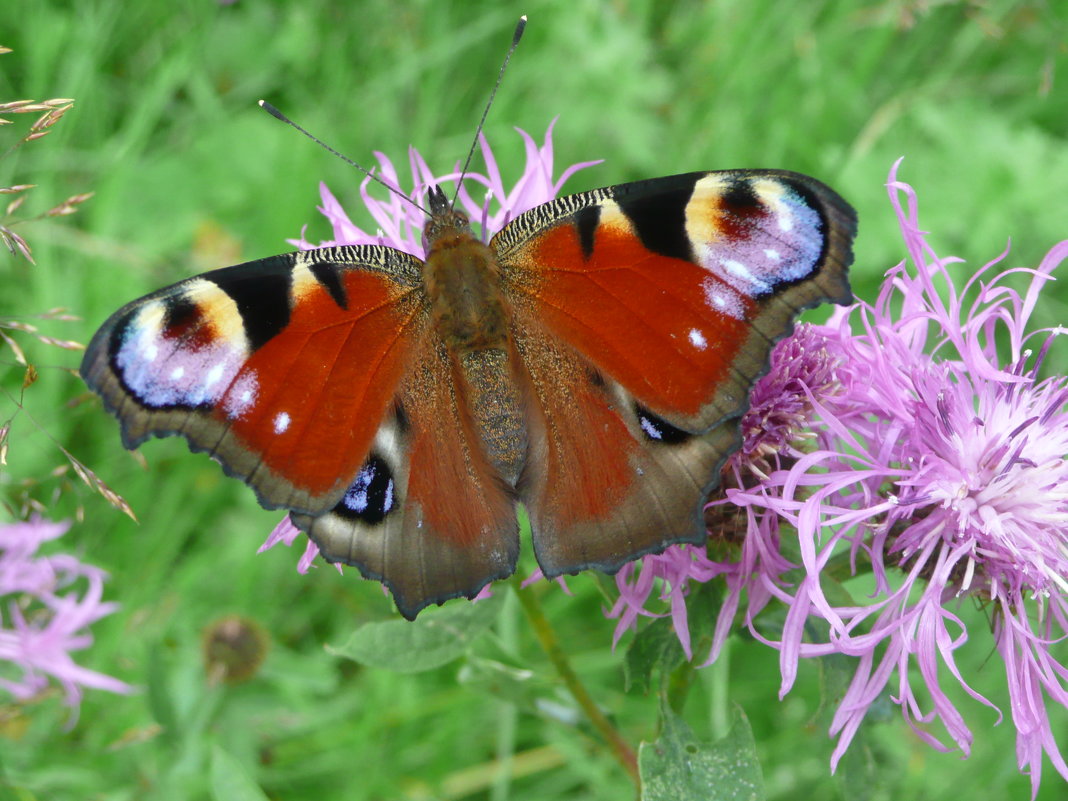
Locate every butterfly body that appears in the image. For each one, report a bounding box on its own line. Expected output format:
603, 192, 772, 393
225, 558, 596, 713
82, 168, 856, 618
423, 188, 511, 353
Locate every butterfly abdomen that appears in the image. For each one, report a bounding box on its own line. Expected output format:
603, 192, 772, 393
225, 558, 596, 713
457, 348, 526, 485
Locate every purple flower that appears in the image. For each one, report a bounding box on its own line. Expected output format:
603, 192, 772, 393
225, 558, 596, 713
609, 544, 730, 660
258, 515, 325, 574
722, 161, 1068, 795
0, 517, 132, 719
260, 122, 599, 567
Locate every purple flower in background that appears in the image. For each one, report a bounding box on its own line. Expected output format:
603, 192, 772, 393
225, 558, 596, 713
0, 518, 131, 719
609, 544, 729, 660
285, 119, 599, 257
724, 161, 1068, 795
261, 122, 599, 565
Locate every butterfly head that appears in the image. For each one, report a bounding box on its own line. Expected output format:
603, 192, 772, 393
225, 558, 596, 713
422, 184, 474, 250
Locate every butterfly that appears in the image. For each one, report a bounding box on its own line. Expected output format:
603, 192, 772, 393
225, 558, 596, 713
81, 148, 855, 620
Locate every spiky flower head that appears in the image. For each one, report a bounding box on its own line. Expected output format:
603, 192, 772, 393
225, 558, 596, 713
0, 518, 131, 718
724, 161, 1068, 795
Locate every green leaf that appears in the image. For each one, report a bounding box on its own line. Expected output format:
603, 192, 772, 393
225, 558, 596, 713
209, 746, 270, 801
625, 616, 686, 695
327, 594, 502, 673
456, 654, 543, 710
639, 706, 765, 801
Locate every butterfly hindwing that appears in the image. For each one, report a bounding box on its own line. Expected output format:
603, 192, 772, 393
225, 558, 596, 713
80, 245, 424, 514
296, 332, 520, 620
512, 310, 741, 575
494, 169, 855, 576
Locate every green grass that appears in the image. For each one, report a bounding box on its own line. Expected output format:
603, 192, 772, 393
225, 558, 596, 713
2, 0, 1067, 799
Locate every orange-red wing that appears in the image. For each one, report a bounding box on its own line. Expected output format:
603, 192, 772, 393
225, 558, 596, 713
297, 333, 520, 620
80, 246, 425, 514
495, 170, 856, 576
494, 170, 855, 432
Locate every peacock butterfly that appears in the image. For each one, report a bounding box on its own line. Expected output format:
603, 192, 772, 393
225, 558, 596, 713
80, 22, 856, 620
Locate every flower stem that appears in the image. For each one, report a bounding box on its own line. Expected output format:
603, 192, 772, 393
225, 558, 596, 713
511, 575, 640, 785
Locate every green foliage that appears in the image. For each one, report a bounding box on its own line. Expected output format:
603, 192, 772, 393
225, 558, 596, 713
639, 706, 764, 801
209, 747, 271, 801
329, 594, 503, 673
1, 0, 1066, 799
624, 582, 720, 695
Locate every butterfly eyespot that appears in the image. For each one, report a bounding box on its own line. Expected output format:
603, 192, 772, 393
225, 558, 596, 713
720, 178, 762, 212
334, 454, 396, 524
162, 295, 202, 337
222, 373, 260, 420
635, 405, 691, 445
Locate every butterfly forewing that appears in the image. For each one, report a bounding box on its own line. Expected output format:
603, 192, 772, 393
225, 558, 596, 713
81, 245, 425, 514
494, 170, 854, 432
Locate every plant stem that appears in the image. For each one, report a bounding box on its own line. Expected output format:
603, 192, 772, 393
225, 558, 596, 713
708, 635, 730, 740
511, 575, 640, 786
491, 592, 520, 801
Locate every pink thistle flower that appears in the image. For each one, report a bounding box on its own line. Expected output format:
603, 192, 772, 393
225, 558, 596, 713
258, 515, 325, 574
730, 323, 849, 478
725, 161, 1068, 795
0, 518, 132, 720
608, 544, 728, 660
260, 122, 599, 568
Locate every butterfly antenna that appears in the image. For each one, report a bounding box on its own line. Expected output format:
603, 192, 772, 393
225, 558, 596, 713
450, 15, 527, 209
258, 100, 431, 216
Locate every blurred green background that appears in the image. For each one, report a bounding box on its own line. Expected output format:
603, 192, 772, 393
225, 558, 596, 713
2, 0, 1066, 799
